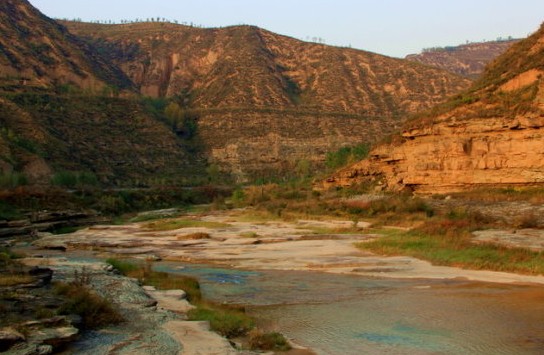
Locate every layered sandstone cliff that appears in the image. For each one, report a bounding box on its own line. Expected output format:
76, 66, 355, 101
324, 24, 544, 193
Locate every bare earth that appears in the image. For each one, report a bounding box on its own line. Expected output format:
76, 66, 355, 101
35, 209, 544, 285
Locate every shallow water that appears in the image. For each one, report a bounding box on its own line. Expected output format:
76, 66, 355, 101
155, 263, 544, 354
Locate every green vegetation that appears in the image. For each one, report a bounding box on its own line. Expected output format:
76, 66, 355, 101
51, 171, 98, 188
105, 258, 287, 348
188, 306, 254, 338
447, 187, 544, 204
358, 221, 544, 275
0, 200, 23, 220
55, 281, 124, 329
1, 185, 228, 220
50, 226, 84, 235
107, 259, 202, 302
144, 219, 230, 231
229, 178, 544, 275
0, 172, 28, 189
325, 143, 370, 170
248, 329, 291, 351
105, 258, 140, 274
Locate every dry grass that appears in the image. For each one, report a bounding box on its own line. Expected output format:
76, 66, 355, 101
143, 219, 230, 231
0, 274, 34, 286
358, 218, 544, 275
177, 232, 211, 240
449, 187, 544, 204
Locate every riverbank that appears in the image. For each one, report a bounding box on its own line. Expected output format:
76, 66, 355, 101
1, 253, 312, 354
33, 208, 544, 285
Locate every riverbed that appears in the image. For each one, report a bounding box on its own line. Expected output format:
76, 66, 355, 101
155, 263, 544, 355
32, 209, 544, 354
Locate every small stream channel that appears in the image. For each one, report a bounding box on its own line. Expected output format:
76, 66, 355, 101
155, 262, 544, 355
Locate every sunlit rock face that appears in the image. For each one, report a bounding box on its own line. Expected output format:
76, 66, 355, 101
324, 24, 544, 193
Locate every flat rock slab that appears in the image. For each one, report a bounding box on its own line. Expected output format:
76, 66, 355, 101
472, 229, 544, 251
145, 288, 195, 314
163, 321, 237, 355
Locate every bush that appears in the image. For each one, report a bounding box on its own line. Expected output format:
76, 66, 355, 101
325, 143, 369, 170
248, 329, 291, 351
0, 172, 28, 189
51, 171, 98, 188
55, 282, 123, 329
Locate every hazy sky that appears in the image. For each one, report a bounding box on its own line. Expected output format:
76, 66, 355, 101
29, 0, 544, 58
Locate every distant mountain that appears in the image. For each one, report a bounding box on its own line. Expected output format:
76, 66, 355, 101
63, 21, 471, 180
324, 24, 544, 193
406, 40, 519, 79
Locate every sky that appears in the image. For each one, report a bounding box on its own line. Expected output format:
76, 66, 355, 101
29, 0, 544, 58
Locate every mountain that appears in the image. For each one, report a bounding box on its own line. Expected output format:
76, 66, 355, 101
406, 39, 519, 79
62, 21, 471, 180
0, 0, 203, 185
323, 24, 544, 193
0, 0, 132, 91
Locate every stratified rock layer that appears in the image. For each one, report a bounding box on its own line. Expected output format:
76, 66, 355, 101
324, 24, 544, 193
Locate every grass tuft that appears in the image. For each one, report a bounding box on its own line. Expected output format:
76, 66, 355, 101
144, 219, 230, 231
188, 304, 254, 338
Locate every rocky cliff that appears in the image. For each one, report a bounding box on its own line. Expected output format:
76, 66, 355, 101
324, 24, 544, 193
406, 40, 519, 79
62, 21, 470, 179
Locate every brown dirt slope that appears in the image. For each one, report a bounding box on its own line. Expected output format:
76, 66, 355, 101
64, 21, 470, 116
0, 1, 202, 186
406, 40, 519, 79
0, 0, 132, 91
62, 21, 471, 180
323, 23, 544, 193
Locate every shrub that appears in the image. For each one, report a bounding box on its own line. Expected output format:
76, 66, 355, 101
0, 172, 28, 188
55, 282, 123, 329
248, 329, 291, 351
51, 171, 98, 188
517, 212, 540, 228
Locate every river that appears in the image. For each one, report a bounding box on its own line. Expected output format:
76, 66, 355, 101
155, 262, 544, 355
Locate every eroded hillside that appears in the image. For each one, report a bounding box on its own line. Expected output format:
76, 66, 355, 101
0, 0, 206, 185
63, 21, 471, 179
0, 0, 132, 91
324, 24, 544, 193
406, 40, 519, 79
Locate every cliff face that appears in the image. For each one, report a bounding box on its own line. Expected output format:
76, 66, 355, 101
325, 25, 544, 193
406, 40, 519, 79
63, 21, 470, 179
